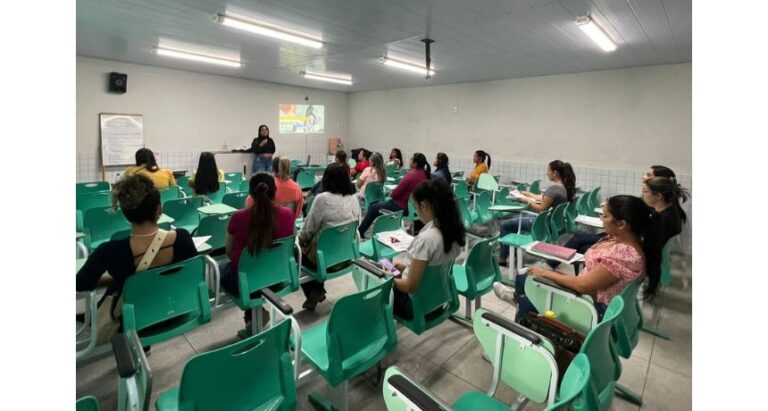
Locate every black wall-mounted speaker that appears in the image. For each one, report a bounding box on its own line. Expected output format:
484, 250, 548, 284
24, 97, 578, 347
108, 72, 127, 93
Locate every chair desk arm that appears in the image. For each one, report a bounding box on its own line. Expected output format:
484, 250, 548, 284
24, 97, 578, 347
353, 258, 387, 278
387, 374, 447, 411
532, 276, 580, 296
481, 311, 541, 345
257, 288, 294, 316
111, 333, 138, 378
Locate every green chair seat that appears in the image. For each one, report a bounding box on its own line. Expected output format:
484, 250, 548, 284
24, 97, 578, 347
299, 322, 330, 371
451, 236, 501, 319
454, 391, 509, 411
499, 233, 533, 247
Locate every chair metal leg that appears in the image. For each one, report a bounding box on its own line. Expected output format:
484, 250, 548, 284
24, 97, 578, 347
615, 383, 643, 406
641, 325, 670, 340
474, 296, 481, 312
252, 307, 262, 334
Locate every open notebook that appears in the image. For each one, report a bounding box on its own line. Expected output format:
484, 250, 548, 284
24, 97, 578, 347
375, 230, 414, 252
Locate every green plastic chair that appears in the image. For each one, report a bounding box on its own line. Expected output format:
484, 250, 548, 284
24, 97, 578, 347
476, 173, 499, 192
196, 214, 231, 252
385, 164, 396, 176
457, 196, 477, 231
83, 206, 130, 251
228, 236, 299, 333
524, 276, 599, 336
587, 188, 601, 216
363, 181, 385, 212
347, 158, 357, 169
163, 197, 204, 233
452, 236, 501, 321
224, 172, 244, 189
495, 187, 513, 205
395, 262, 459, 335
239, 180, 250, 192
545, 354, 593, 411
406, 195, 420, 231
359, 211, 404, 262
297, 171, 315, 191
300, 221, 360, 283
498, 210, 551, 274
610, 279, 649, 406
576, 192, 593, 216
383, 366, 452, 411
77, 181, 110, 195
155, 320, 296, 411
159, 186, 182, 204
122, 255, 212, 347
530, 180, 542, 195
77, 190, 112, 213
222, 191, 249, 209
578, 296, 624, 411
661, 238, 674, 286
549, 202, 569, 242
204, 184, 228, 204
302, 278, 397, 411
564, 200, 579, 233
518, 183, 529, 192
452, 171, 465, 178
453, 180, 470, 199
75, 396, 100, 411
473, 190, 495, 224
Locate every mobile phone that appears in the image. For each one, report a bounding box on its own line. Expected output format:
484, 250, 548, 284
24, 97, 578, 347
379, 258, 401, 277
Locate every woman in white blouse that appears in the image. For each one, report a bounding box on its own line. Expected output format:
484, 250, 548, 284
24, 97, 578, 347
392, 179, 466, 319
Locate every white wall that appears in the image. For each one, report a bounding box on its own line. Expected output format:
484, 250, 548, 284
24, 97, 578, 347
348, 63, 691, 174
76, 56, 348, 161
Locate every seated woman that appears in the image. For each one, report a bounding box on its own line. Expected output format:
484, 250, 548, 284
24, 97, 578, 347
495, 195, 662, 322
247, 157, 303, 219
498, 160, 576, 267
642, 176, 690, 250
356, 152, 386, 205
466, 150, 491, 188
388, 148, 404, 170
390, 179, 465, 319
299, 164, 361, 310
220, 173, 295, 336
76, 174, 198, 326
125, 148, 176, 188
350, 149, 372, 178
189, 151, 224, 196
306, 150, 351, 197
357, 153, 431, 237
431, 152, 453, 184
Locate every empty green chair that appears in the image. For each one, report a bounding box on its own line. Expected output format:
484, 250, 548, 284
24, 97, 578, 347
227, 236, 299, 333
473, 190, 494, 224
302, 278, 397, 411
77, 191, 112, 213
204, 184, 228, 204
524, 275, 599, 336
359, 211, 404, 262
363, 181, 385, 212
239, 179, 250, 192
498, 210, 551, 275
385, 163, 396, 176
155, 320, 297, 411
77, 181, 110, 194
83, 206, 130, 251
517, 182, 528, 192
452, 236, 501, 322
564, 200, 579, 233
300, 221, 360, 284
530, 180, 542, 194
159, 186, 182, 204
549, 202, 569, 242
578, 297, 624, 411
75, 396, 100, 411
576, 192, 592, 216
163, 197, 204, 233
457, 196, 477, 231
587, 187, 601, 216
610, 280, 645, 406
290, 159, 302, 169
297, 171, 315, 190
196, 214, 231, 252
395, 262, 459, 335
383, 366, 451, 411
113, 331, 152, 411
545, 354, 593, 411
122, 255, 212, 347
495, 187, 513, 205
453, 180, 470, 199
224, 172, 244, 189
222, 191, 249, 209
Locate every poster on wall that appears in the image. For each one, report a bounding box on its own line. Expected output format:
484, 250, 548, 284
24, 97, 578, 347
100, 113, 144, 166
279, 104, 325, 133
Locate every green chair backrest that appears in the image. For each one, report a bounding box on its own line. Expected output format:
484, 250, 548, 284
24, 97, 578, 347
347, 158, 357, 169
370, 211, 404, 260
122, 255, 212, 345
579, 297, 624, 411
531, 210, 552, 242
314, 221, 360, 279
383, 366, 450, 411
545, 354, 592, 411
385, 164, 396, 176
661, 238, 674, 286
159, 186, 181, 204
452, 171, 464, 178
364, 181, 385, 208
77, 191, 112, 213
457, 196, 475, 230
235, 236, 299, 308
458, 236, 502, 298
398, 263, 459, 335
239, 180, 250, 193
196, 214, 231, 250
173, 320, 296, 410
495, 187, 516, 206
576, 192, 592, 216
176, 175, 190, 188
587, 187, 601, 211
205, 185, 228, 204
476, 173, 499, 192
613, 280, 643, 359
297, 171, 315, 190
223, 191, 249, 210
224, 172, 244, 188
164, 197, 204, 232
279, 201, 296, 212
303, 195, 316, 218
474, 190, 494, 223
517, 183, 528, 192
564, 200, 578, 231
76, 181, 110, 195
324, 278, 397, 385
407, 195, 420, 223
549, 202, 569, 240
453, 180, 469, 199
530, 180, 542, 194
75, 396, 100, 411
524, 276, 597, 336
83, 206, 130, 250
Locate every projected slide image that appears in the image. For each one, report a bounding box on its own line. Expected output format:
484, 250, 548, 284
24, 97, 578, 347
279, 104, 325, 133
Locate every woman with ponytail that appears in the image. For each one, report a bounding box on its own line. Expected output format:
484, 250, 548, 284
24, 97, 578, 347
221, 173, 295, 336
496, 195, 661, 322
358, 152, 431, 236
389, 179, 465, 319
642, 176, 689, 249
467, 150, 491, 188
431, 152, 453, 184
497, 160, 576, 267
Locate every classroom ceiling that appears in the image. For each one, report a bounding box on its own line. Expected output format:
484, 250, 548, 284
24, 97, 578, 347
76, 0, 692, 92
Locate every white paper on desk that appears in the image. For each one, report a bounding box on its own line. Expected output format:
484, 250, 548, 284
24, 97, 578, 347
193, 236, 211, 248
575, 215, 603, 227
509, 189, 527, 200
375, 230, 414, 252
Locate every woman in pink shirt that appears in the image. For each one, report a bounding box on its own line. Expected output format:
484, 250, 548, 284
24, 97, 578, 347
220, 173, 296, 337
498, 195, 662, 322
358, 153, 431, 236
356, 152, 386, 203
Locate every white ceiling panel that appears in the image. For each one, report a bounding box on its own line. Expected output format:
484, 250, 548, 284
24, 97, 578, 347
76, 0, 692, 92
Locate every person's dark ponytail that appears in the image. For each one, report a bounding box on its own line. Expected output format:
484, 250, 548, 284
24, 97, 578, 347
412, 179, 466, 252
413, 153, 431, 179
646, 176, 690, 224
475, 150, 491, 169
549, 160, 577, 201
247, 174, 277, 255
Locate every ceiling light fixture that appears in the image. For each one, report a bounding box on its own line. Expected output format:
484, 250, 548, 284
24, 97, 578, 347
378, 55, 435, 76
301, 71, 353, 86
576, 16, 616, 52
153, 46, 241, 68
214, 13, 324, 49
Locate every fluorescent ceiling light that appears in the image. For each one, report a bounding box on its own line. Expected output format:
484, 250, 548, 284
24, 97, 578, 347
214, 13, 324, 49
379, 55, 435, 76
153, 46, 241, 68
301, 71, 353, 86
576, 16, 616, 52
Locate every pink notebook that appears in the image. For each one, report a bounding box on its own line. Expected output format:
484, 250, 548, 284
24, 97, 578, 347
531, 242, 577, 261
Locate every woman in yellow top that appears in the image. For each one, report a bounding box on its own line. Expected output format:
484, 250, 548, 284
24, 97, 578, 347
467, 150, 491, 188
125, 148, 176, 188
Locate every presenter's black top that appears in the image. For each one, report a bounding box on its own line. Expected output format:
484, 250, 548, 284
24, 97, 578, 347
249, 136, 276, 155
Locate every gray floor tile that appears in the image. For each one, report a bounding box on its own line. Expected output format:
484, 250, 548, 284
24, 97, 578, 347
618, 355, 650, 396
631, 329, 655, 361
441, 338, 494, 391
640, 365, 692, 411
399, 319, 476, 366
421, 368, 477, 407
182, 305, 244, 353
